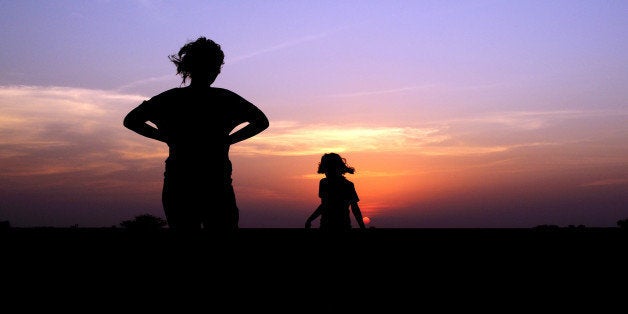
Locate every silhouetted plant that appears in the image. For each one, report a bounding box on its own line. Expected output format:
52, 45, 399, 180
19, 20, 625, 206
0, 220, 10, 232
568, 224, 586, 229
533, 224, 560, 230
617, 218, 628, 229
120, 214, 167, 231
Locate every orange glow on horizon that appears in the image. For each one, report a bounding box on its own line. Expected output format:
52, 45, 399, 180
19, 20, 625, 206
1, 85, 626, 228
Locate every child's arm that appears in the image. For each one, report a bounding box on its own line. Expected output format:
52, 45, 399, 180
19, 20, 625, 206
305, 204, 323, 229
350, 202, 366, 229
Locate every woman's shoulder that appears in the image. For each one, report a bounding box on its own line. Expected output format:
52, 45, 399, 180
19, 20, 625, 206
210, 87, 239, 96
210, 87, 253, 104
149, 87, 185, 100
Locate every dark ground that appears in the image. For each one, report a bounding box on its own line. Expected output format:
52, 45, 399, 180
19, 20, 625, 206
3, 226, 625, 258
2, 227, 626, 310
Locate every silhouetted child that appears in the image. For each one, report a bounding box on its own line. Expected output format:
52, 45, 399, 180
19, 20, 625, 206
123, 37, 269, 231
305, 153, 366, 231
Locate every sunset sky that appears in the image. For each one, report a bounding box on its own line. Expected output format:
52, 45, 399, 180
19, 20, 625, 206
1, 0, 627, 228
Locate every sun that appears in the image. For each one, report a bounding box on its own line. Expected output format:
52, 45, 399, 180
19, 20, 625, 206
362, 216, 371, 225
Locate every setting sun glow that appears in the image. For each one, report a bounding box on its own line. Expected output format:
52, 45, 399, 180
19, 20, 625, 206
362, 217, 371, 225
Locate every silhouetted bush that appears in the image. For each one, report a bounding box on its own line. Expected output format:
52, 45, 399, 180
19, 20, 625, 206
617, 218, 628, 229
120, 214, 167, 231
0, 220, 10, 232
533, 224, 560, 230
567, 224, 586, 229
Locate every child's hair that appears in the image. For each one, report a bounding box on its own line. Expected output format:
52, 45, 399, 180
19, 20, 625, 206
317, 153, 355, 175
168, 36, 225, 84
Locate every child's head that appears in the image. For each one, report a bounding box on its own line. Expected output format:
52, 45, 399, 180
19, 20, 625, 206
317, 153, 355, 176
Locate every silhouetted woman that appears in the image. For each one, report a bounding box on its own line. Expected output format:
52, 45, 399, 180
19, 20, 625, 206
305, 153, 366, 231
124, 37, 269, 231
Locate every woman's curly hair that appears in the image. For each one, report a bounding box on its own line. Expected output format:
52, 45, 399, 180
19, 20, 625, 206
317, 153, 355, 175
168, 37, 225, 84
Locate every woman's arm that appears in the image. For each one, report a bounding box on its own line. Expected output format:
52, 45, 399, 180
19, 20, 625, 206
229, 105, 269, 145
123, 102, 167, 143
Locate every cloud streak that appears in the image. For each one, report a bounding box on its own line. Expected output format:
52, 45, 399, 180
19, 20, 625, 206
233, 121, 557, 158
115, 31, 330, 93
233, 107, 628, 167
581, 178, 628, 187
227, 33, 328, 64
0, 85, 163, 179
233, 122, 449, 156
115, 74, 176, 94
326, 84, 435, 98
1, 85, 626, 227
439, 110, 626, 131
4, 85, 626, 175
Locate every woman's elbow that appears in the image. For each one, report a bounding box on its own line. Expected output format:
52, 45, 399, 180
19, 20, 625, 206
260, 117, 270, 131
122, 115, 133, 129
256, 116, 269, 132
123, 113, 140, 130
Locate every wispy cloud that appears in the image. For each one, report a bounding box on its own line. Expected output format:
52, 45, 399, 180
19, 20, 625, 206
233, 122, 449, 156
227, 21, 370, 64
234, 107, 628, 159
115, 32, 329, 93
232, 121, 549, 157
438, 109, 628, 131
3, 85, 626, 182
299, 168, 434, 181
580, 178, 628, 187
0, 85, 164, 179
227, 33, 328, 64
115, 74, 176, 94
326, 84, 435, 98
